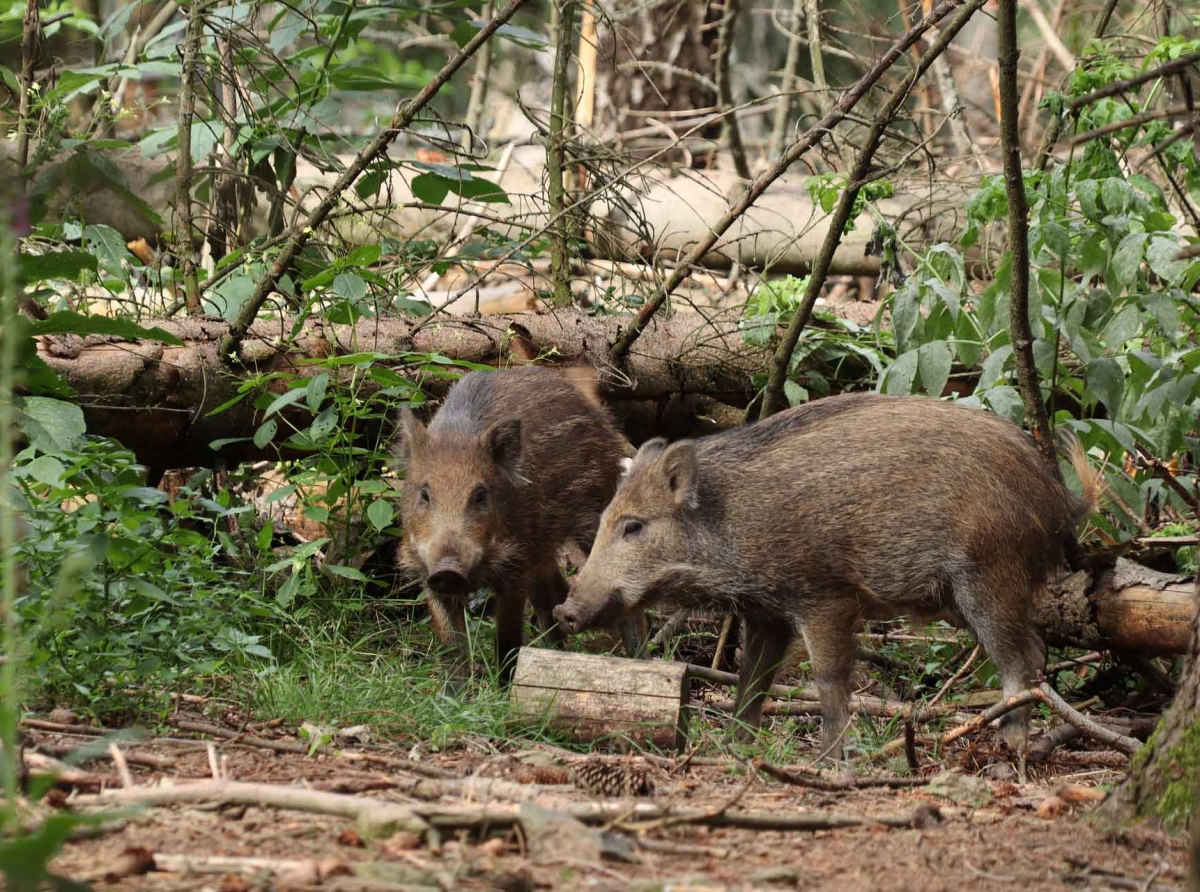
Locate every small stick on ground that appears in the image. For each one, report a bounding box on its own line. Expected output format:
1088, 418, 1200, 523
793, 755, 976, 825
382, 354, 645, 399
755, 760, 928, 791
711, 614, 735, 671
108, 744, 135, 788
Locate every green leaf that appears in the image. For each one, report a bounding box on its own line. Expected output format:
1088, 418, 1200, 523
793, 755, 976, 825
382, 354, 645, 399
263, 387, 306, 419
30, 311, 183, 344
1103, 304, 1141, 349
884, 349, 918, 395
306, 373, 329, 412
1142, 292, 1181, 339
263, 484, 296, 505
739, 312, 777, 347
326, 564, 369, 581
332, 272, 367, 301
366, 499, 393, 531
19, 397, 87, 454
983, 385, 1025, 425
1086, 357, 1124, 416
977, 344, 1013, 387
1101, 177, 1133, 215
309, 406, 339, 441
1079, 234, 1108, 282
1039, 221, 1071, 258
1110, 232, 1146, 287
83, 224, 132, 272
256, 521, 274, 551
917, 340, 954, 397
783, 379, 808, 407
253, 419, 278, 449
1146, 235, 1187, 285
17, 251, 98, 285
344, 245, 382, 267
25, 455, 67, 487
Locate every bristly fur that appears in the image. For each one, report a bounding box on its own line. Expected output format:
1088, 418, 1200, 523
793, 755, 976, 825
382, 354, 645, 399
561, 392, 1102, 759
393, 365, 630, 682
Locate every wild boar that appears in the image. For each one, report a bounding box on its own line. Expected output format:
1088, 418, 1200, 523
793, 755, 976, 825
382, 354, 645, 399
394, 365, 643, 684
553, 393, 1102, 758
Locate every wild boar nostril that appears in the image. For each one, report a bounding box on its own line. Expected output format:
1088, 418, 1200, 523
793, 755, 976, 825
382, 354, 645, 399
427, 560, 469, 594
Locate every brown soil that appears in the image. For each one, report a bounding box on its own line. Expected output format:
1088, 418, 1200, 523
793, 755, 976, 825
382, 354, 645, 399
30, 716, 1183, 892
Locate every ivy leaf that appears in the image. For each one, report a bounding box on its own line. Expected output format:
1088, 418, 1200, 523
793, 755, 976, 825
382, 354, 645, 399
917, 340, 953, 397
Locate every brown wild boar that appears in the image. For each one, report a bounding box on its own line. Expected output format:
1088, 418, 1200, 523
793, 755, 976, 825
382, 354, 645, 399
554, 393, 1102, 758
394, 366, 642, 684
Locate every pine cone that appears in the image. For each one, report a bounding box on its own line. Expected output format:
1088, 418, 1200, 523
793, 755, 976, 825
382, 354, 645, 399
571, 757, 655, 797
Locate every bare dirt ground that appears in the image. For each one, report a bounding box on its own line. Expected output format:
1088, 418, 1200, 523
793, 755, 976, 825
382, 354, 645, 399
28, 710, 1182, 892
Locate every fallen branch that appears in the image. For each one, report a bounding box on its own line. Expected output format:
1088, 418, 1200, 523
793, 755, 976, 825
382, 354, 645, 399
754, 760, 928, 791
1032, 682, 1141, 756
940, 690, 1041, 745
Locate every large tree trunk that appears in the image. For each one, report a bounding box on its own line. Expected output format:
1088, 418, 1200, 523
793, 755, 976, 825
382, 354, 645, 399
1096, 576, 1200, 833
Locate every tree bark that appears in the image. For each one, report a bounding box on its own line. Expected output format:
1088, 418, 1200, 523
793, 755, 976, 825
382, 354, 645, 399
1095, 575, 1200, 833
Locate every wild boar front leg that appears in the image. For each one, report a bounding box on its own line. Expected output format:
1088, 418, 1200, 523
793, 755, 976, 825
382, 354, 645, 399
426, 589, 471, 689
493, 578, 530, 686
732, 613, 790, 741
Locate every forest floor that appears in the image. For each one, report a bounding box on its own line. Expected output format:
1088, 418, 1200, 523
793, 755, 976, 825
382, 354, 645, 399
29, 702, 1183, 892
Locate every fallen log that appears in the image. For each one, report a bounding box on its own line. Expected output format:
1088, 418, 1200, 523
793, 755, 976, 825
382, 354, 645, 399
1036, 559, 1196, 657
36, 310, 768, 470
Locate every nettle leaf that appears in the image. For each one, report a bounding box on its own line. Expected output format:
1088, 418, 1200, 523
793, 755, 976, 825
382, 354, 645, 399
1079, 234, 1108, 282
1143, 292, 1182, 341
884, 349, 918, 395
20, 397, 87, 454
1086, 357, 1124, 416
1146, 235, 1187, 285
1110, 232, 1146, 287
30, 312, 183, 344
917, 340, 953, 397
1101, 177, 1134, 215
890, 286, 921, 352
83, 224, 132, 273
366, 499, 394, 531
1103, 304, 1141, 349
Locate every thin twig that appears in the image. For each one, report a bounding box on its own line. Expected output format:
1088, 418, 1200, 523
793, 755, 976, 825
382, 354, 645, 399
1067, 51, 1200, 112
14, 0, 41, 190
999, 0, 1059, 476
175, 1, 206, 316
547, 0, 577, 308
1033, 682, 1141, 756
767, 0, 807, 159
715, 0, 751, 178
217, 0, 533, 362
755, 760, 928, 790
461, 1, 493, 150
1065, 103, 1189, 148
108, 744, 136, 789
711, 613, 735, 671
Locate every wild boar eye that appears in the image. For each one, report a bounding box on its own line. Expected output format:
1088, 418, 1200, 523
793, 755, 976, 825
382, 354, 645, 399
470, 485, 490, 510
419, 486, 431, 506
622, 519, 643, 538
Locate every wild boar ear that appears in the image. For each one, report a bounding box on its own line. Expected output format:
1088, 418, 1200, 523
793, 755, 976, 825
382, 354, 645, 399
661, 440, 698, 508
393, 407, 427, 466
632, 437, 668, 467
483, 418, 523, 472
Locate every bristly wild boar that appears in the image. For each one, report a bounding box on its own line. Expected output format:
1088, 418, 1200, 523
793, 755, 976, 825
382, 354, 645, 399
394, 365, 643, 685
554, 393, 1103, 758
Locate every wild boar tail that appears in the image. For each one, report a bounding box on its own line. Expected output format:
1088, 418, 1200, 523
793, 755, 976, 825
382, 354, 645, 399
1061, 433, 1106, 519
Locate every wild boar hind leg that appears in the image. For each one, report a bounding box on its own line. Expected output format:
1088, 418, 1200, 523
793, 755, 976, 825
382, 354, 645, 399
800, 608, 859, 762
732, 614, 791, 742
